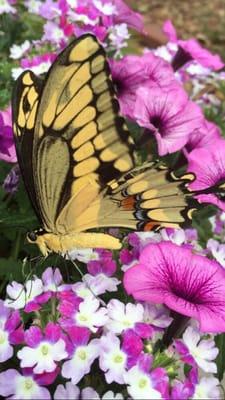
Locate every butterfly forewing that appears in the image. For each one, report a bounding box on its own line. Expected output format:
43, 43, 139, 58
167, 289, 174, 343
32, 34, 134, 233
12, 70, 44, 222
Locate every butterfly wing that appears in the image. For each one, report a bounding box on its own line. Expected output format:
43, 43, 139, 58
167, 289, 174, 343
30, 34, 134, 233
12, 70, 44, 221
59, 162, 197, 233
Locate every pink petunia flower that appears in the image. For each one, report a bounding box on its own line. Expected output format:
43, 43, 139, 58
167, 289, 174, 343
187, 139, 225, 211
163, 20, 224, 71
185, 119, 221, 154
124, 241, 225, 333
134, 85, 203, 155
112, 0, 144, 33
109, 53, 176, 119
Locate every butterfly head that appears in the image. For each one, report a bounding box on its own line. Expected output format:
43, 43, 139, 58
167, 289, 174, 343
26, 228, 51, 256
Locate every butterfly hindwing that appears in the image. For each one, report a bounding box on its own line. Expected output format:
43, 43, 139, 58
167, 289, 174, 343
64, 162, 197, 232
31, 34, 134, 233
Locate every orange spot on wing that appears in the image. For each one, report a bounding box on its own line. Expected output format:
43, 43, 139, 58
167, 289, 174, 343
144, 222, 159, 231
121, 196, 135, 210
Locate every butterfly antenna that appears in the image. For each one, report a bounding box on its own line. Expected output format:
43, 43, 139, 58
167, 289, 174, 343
68, 254, 106, 306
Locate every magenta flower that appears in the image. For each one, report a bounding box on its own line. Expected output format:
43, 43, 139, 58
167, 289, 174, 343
109, 53, 175, 118
187, 139, 225, 211
0, 107, 16, 163
185, 119, 221, 154
87, 249, 117, 276
163, 20, 224, 71
134, 86, 203, 155
124, 241, 225, 333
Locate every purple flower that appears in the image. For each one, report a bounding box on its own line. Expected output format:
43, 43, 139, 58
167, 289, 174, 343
163, 20, 224, 71
54, 382, 100, 400
3, 164, 20, 194
124, 241, 225, 333
171, 378, 195, 400
134, 86, 203, 155
109, 53, 175, 118
185, 119, 221, 154
0, 300, 24, 362
0, 107, 16, 163
87, 249, 116, 276
0, 369, 51, 399
17, 323, 68, 374
187, 139, 225, 211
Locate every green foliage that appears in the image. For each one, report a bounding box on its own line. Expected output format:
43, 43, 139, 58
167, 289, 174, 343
215, 334, 225, 381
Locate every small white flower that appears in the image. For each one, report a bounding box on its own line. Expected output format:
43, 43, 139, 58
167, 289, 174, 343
84, 273, 120, 295
5, 278, 43, 309
24, 0, 42, 14
143, 303, 173, 328
14, 374, 50, 399
0, 328, 12, 362
75, 297, 108, 332
93, 0, 117, 16
43, 21, 65, 45
160, 228, 186, 245
99, 332, 127, 384
182, 326, 219, 373
102, 391, 123, 400
207, 238, 225, 267
68, 248, 99, 263
191, 376, 220, 399
18, 339, 68, 374
10, 40, 30, 60
62, 340, 99, 384
124, 366, 162, 399
109, 23, 130, 52
0, 0, 16, 15
11, 67, 24, 80
105, 299, 144, 334
72, 281, 95, 300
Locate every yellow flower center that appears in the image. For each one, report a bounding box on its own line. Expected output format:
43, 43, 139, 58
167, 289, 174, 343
79, 315, 88, 322
113, 354, 123, 363
77, 349, 87, 360
0, 331, 6, 345
24, 378, 34, 391
41, 344, 49, 356
139, 378, 148, 389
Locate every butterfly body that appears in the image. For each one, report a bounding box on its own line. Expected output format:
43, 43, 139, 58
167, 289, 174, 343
13, 34, 197, 255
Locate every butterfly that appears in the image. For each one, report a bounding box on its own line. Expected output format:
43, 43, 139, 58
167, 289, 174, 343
12, 34, 197, 257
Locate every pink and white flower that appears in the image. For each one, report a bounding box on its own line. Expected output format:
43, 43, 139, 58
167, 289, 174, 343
62, 326, 99, 384
175, 326, 218, 373
17, 323, 68, 374
0, 369, 51, 400
5, 277, 43, 310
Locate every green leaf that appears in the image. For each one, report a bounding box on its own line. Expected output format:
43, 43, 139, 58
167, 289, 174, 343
0, 257, 24, 281
215, 334, 225, 381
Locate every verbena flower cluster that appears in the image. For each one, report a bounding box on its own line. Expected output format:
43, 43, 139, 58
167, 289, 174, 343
0, 235, 223, 399
1, 0, 225, 398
